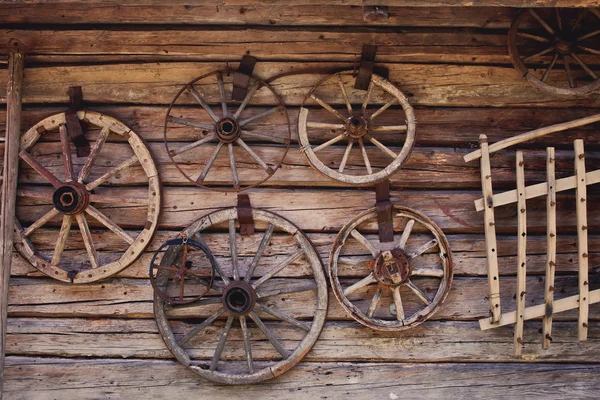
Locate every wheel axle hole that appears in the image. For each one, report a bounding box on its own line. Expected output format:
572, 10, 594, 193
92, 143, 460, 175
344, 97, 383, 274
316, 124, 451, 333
226, 288, 249, 311
222, 121, 234, 134
60, 192, 75, 207
350, 117, 361, 127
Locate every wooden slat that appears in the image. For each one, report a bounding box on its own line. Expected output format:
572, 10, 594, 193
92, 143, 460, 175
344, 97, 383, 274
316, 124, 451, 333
574, 139, 589, 342
514, 151, 526, 356
542, 147, 556, 349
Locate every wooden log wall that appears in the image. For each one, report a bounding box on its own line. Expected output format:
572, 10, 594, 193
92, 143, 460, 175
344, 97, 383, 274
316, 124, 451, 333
1, 1, 600, 398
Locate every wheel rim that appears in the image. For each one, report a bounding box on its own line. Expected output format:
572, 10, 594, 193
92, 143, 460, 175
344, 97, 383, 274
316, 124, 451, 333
298, 71, 416, 186
14, 111, 161, 283
164, 70, 291, 192
329, 205, 452, 331
153, 208, 328, 385
509, 8, 600, 96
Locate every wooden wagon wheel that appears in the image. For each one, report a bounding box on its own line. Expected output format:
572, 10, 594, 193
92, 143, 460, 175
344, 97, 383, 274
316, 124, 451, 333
509, 8, 600, 95
329, 205, 452, 331
298, 70, 416, 186
153, 208, 328, 385
14, 111, 161, 283
164, 70, 291, 192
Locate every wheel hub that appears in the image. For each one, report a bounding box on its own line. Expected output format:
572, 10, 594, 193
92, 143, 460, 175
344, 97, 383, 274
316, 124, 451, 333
346, 116, 368, 139
52, 182, 89, 215
222, 280, 256, 315
216, 117, 241, 143
555, 39, 573, 54
373, 249, 412, 287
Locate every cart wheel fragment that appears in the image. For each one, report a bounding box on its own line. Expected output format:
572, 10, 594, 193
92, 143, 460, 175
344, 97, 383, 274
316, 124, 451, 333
153, 208, 328, 385
509, 8, 600, 95
329, 205, 452, 331
14, 111, 160, 283
298, 70, 416, 186
164, 70, 291, 192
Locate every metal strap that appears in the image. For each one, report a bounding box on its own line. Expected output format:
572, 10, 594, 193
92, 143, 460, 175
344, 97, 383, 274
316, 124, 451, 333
232, 55, 257, 101
65, 86, 90, 157
375, 180, 394, 243
237, 194, 255, 236
354, 44, 377, 91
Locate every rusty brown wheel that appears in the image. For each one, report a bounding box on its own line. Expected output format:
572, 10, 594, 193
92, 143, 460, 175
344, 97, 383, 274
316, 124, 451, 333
329, 205, 452, 331
509, 8, 600, 95
153, 208, 328, 385
164, 70, 291, 192
298, 70, 416, 186
14, 111, 161, 283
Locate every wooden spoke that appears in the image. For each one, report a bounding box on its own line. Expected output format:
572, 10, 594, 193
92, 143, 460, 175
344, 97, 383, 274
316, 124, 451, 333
361, 81, 374, 111
19, 151, 63, 188
186, 84, 219, 122
229, 218, 239, 280
338, 74, 352, 114
256, 303, 310, 331
564, 55, 576, 88
369, 98, 396, 122
516, 32, 551, 43
239, 106, 281, 127
252, 250, 304, 289
528, 9, 555, 36
244, 224, 275, 281
167, 116, 215, 130
51, 215, 72, 266
59, 124, 74, 182
216, 71, 228, 118
75, 213, 99, 269
541, 53, 559, 83
193, 233, 231, 285
343, 272, 376, 296
577, 45, 600, 56
249, 311, 289, 358
590, 8, 600, 20
405, 280, 431, 305
241, 130, 288, 144
85, 205, 135, 245
234, 80, 261, 119
22, 207, 60, 238
179, 307, 226, 346
392, 286, 405, 321
410, 239, 438, 259
169, 135, 216, 157
358, 138, 372, 174
310, 94, 346, 122
370, 125, 408, 133
396, 219, 415, 250
555, 8, 563, 31
306, 121, 346, 130
195, 142, 224, 184
570, 53, 598, 80
365, 135, 397, 159
227, 144, 240, 190
78, 126, 109, 183
236, 138, 273, 175
350, 229, 378, 257
239, 316, 254, 373
367, 287, 383, 318
412, 268, 444, 278
312, 134, 346, 153
85, 154, 138, 191
522, 46, 554, 62
89, 194, 147, 205
209, 315, 235, 371
577, 29, 600, 42
338, 138, 354, 173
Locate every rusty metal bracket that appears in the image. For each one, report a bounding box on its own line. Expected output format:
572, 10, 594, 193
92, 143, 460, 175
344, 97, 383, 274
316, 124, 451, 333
232, 55, 257, 101
237, 193, 255, 236
364, 6, 389, 22
354, 44, 376, 90
375, 180, 394, 243
65, 86, 90, 157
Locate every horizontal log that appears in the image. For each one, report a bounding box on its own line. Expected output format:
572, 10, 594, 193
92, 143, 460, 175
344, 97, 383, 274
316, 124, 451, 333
2, 62, 600, 107
6, 357, 600, 398
6, 274, 600, 321
5, 318, 600, 362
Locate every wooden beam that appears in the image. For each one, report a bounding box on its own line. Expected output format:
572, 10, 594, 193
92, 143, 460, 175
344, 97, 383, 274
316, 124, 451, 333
0, 39, 24, 397
514, 151, 526, 355
542, 148, 556, 350
574, 139, 589, 341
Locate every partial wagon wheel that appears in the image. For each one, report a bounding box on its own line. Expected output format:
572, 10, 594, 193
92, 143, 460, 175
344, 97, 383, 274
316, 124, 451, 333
14, 111, 161, 283
164, 70, 291, 192
298, 70, 416, 186
329, 205, 452, 331
509, 8, 600, 95
153, 208, 328, 385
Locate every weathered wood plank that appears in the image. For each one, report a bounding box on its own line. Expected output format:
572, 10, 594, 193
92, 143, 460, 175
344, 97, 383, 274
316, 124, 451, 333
5, 318, 600, 362
2, 62, 600, 107
6, 357, 600, 399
